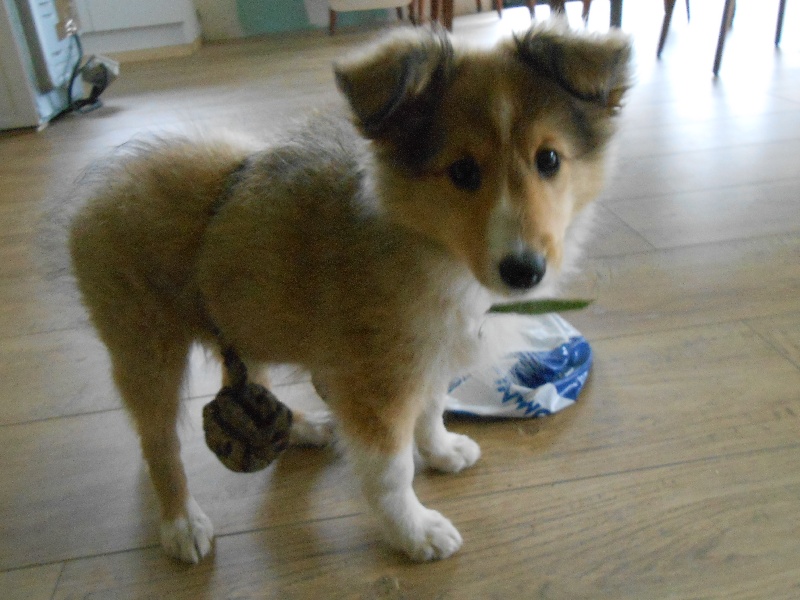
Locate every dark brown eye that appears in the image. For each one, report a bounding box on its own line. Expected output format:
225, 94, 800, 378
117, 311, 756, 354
447, 156, 481, 192
535, 149, 560, 178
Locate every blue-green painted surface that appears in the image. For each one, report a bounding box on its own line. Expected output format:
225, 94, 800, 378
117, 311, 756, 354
237, 0, 393, 35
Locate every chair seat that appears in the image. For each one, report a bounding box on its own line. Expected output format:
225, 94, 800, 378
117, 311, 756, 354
328, 0, 417, 35
329, 0, 410, 10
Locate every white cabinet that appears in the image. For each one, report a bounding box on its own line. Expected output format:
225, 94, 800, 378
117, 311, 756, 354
0, 0, 76, 130
77, 0, 192, 31
74, 0, 200, 59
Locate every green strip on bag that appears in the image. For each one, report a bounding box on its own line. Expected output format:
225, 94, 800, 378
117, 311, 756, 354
488, 298, 593, 315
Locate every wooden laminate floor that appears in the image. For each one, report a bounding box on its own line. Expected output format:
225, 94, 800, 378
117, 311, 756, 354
1, 2, 799, 598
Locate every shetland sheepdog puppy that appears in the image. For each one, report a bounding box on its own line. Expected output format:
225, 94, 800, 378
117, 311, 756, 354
69, 23, 631, 563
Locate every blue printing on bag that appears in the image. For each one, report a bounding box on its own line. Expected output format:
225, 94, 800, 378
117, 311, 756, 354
445, 313, 593, 417
447, 374, 469, 394
493, 337, 591, 416
505, 336, 592, 401
447, 335, 592, 417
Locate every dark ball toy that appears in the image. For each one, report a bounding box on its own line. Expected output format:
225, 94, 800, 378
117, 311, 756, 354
202, 348, 293, 473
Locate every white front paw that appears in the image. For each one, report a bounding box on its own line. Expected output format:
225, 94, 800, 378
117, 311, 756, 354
388, 507, 463, 562
421, 433, 481, 473
160, 497, 214, 564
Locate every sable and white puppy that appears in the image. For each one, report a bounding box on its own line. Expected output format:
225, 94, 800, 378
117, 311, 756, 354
69, 24, 631, 563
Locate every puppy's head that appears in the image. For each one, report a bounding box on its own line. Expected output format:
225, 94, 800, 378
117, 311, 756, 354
335, 24, 631, 295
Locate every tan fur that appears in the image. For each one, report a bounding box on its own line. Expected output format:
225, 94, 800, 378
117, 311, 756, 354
69, 23, 631, 563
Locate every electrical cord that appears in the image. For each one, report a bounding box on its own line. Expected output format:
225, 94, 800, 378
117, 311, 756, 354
55, 33, 111, 119
65, 33, 83, 110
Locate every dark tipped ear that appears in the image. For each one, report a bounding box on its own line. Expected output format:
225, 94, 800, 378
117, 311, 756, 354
334, 27, 454, 139
515, 24, 632, 110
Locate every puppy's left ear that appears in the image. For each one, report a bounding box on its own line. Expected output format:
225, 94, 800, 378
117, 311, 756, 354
515, 25, 632, 111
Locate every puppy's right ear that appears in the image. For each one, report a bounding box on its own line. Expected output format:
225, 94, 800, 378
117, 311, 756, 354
515, 24, 632, 112
334, 27, 453, 140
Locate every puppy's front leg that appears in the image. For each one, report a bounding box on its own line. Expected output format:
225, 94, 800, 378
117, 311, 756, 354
327, 370, 463, 560
347, 438, 463, 561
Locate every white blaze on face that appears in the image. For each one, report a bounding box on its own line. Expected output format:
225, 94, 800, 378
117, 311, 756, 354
483, 91, 527, 290
494, 91, 515, 148
486, 187, 525, 290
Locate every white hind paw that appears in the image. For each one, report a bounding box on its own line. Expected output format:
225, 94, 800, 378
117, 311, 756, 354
160, 497, 214, 564
290, 410, 336, 447
420, 432, 481, 474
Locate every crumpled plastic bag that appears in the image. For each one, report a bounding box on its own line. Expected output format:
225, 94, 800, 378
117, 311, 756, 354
446, 313, 592, 418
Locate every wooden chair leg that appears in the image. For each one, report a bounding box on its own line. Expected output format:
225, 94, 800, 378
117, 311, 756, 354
495, 0, 502, 17
476, 0, 482, 12
443, 0, 454, 30
610, 0, 622, 27
525, 0, 534, 18
329, 8, 337, 35
581, 0, 591, 24
657, 0, 676, 58
775, 0, 787, 46
713, 0, 736, 76
724, 0, 735, 31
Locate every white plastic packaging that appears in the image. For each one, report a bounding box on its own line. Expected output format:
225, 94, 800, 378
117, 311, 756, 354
446, 314, 592, 418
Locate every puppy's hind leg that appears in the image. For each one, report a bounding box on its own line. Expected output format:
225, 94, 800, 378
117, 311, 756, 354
111, 335, 213, 564
415, 389, 480, 474
289, 410, 337, 447
288, 371, 337, 447
221, 362, 336, 448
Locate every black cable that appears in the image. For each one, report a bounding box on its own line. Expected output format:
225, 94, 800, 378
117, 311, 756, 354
52, 34, 83, 120
66, 33, 83, 109
55, 33, 108, 119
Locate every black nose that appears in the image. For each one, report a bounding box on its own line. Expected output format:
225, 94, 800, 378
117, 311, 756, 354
498, 250, 547, 290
